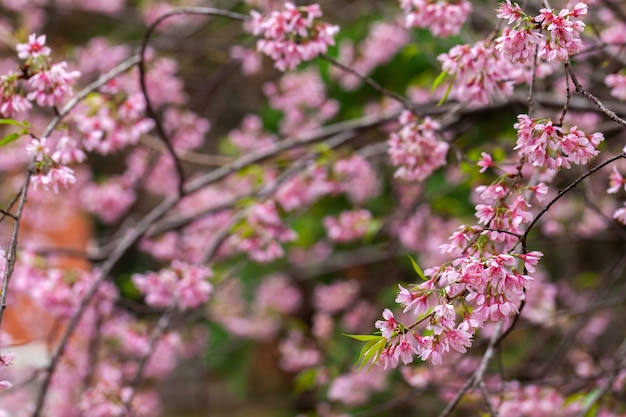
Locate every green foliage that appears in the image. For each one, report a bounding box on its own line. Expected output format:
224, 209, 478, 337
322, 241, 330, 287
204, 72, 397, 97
0, 119, 30, 147
344, 334, 386, 369
407, 254, 427, 281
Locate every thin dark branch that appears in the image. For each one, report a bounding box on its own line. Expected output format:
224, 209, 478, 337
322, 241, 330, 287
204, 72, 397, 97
32, 195, 178, 417
437, 322, 503, 417
123, 310, 175, 415
523, 153, 626, 241
138, 7, 248, 196
320, 53, 418, 114
42, 54, 141, 139
557, 63, 570, 126
565, 61, 626, 127
0, 175, 31, 340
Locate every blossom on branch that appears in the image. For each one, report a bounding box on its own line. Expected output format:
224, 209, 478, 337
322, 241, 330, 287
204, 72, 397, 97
495, 1, 588, 64
400, 0, 471, 37
388, 111, 448, 181
514, 114, 604, 170
249, 2, 339, 71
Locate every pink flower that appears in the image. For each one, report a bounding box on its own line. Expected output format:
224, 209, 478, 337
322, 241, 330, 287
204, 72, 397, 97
323, 209, 373, 243
608, 166, 625, 194
613, 203, 626, 224
514, 114, 604, 169
438, 41, 516, 104
395, 284, 429, 316
132, 261, 213, 311
81, 177, 136, 224
400, 0, 472, 37
27, 61, 80, 107
250, 2, 339, 71
606, 73, 626, 101
477, 152, 496, 173
443, 328, 472, 353
313, 280, 359, 314
496, 0, 525, 25
231, 201, 297, 263
388, 112, 448, 181
375, 308, 398, 339
394, 334, 419, 365
16, 33, 51, 60
30, 165, 76, 193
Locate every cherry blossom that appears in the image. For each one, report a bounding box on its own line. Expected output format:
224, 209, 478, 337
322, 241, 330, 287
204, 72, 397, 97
249, 2, 339, 71
400, 0, 472, 37
388, 112, 448, 181
16, 33, 50, 60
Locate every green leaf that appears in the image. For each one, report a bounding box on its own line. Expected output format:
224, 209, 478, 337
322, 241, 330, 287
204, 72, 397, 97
0, 118, 23, 127
408, 255, 426, 281
437, 82, 453, 106
0, 132, 21, 147
343, 333, 383, 342
431, 70, 447, 93
294, 368, 317, 393
358, 337, 386, 369
580, 389, 602, 417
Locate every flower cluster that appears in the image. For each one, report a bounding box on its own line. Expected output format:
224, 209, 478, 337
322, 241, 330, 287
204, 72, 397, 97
0, 34, 80, 117
399, 0, 472, 37
26, 137, 77, 193
0, 352, 14, 393
514, 114, 604, 169
438, 40, 517, 104
132, 261, 213, 311
388, 111, 448, 181
605, 72, 626, 101
230, 201, 297, 263
374, 248, 542, 367
495, 1, 588, 63
323, 209, 373, 243
249, 2, 339, 71
370, 144, 548, 368
263, 68, 339, 138
607, 166, 626, 224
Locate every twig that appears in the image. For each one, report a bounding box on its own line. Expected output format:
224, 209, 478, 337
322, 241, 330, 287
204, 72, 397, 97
320, 53, 418, 114
565, 61, 626, 127
32, 195, 178, 417
0, 175, 31, 340
42, 54, 141, 139
557, 63, 571, 126
478, 380, 499, 417
528, 45, 539, 117
437, 322, 503, 417
199, 130, 356, 263
523, 152, 626, 241
138, 7, 248, 196
122, 310, 175, 415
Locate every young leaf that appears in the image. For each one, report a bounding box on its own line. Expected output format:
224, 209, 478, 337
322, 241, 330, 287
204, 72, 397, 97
431, 70, 447, 93
0, 118, 22, 127
343, 333, 384, 342
407, 255, 426, 281
437, 82, 453, 106
0, 132, 21, 147
358, 337, 386, 369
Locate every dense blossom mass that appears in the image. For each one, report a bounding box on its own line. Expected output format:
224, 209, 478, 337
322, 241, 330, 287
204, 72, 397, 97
388, 111, 449, 181
1, 1, 626, 417
399, 0, 472, 37
249, 2, 339, 70
495, 1, 588, 63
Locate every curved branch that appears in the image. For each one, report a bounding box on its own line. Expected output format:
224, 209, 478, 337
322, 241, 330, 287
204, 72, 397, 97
523, 152, 626, 241
139, 7, 249, 195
